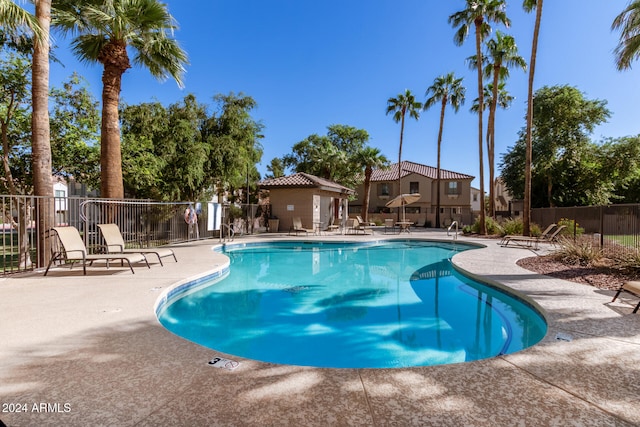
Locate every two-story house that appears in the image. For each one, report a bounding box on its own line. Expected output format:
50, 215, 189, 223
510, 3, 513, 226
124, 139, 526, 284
351, 161, 475, 227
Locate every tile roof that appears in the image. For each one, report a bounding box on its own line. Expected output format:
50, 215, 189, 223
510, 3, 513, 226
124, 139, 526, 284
259, 172, 355, 194
369, 161, 474, 181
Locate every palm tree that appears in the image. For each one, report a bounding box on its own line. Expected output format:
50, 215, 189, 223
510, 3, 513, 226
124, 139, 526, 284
0, 0, 44, 39
482, 31, 526, 218
612, 0, 640, 70
523, 0, 543, 236
54, 0, 188, 198
385, 90, 422, 212
449, 0, 510, 234
424, 72, 465, 229
354, 146, 389, 223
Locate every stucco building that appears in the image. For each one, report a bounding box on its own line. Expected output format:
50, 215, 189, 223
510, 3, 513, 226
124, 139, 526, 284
351, 161, 475, 227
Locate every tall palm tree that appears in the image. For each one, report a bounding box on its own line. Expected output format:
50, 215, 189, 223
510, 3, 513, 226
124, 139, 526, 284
523, 0, 543, 236
424, 72, 465, 229
54, 0, 188, 198
354, 146, 389, 223
449, 0, 510, 235
482, 31, 526, 218
612, 0, 640, 70
386, 89, 422, 211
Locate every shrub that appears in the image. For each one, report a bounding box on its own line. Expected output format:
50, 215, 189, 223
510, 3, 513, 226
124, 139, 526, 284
462, 225, 473, 234
557, 218, 584, 236
500, 218, 523, 236
471, 216, 503, 235
553, 236, 603, 266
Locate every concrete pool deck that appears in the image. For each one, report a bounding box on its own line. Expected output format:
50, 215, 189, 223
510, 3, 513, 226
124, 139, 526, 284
1, 230, 639, 426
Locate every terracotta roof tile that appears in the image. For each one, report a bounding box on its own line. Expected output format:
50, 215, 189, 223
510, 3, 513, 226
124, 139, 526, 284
259, 172, 355, 194
370, 161, 474, 181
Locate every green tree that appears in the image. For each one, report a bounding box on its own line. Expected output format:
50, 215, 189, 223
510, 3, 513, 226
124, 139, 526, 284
120, 101, 169, 199
353, 146, 389, 222
612, 0, 640, 70
50, 73, 100, 187
0, 51, 33, 267
203, 93, 263, 203
265, 157, 285, 179
54, 0, 188, 198
386, 89, 422, 202
449, 0, 510, 234
424, 72, 465, 228
283, 124, 370, 189
522, 0, 544, 235
500, 85, 611, 207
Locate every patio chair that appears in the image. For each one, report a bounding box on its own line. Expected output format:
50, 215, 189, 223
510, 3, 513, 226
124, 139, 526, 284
44, 226, 150, 276
500, 225, 566, 249
611, 281, 640, 313
326, 217, 340, 233
97, 223, 177, 266
384, 218, 397, 234
289, 217, 314, 236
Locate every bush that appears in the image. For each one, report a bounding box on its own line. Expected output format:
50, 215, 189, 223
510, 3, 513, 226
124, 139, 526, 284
471, 216, 503, 235
557, 218, 584, 236
553, 236, 603, 266
500, 218, 523, 236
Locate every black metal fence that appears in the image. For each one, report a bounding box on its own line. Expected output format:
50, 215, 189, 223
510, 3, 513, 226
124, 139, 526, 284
0, 195, 267, 275
531, 204, 640, 256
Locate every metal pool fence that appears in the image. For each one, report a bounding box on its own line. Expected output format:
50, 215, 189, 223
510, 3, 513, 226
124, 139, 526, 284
0, 195, 267, 275
531, 204, 640, 257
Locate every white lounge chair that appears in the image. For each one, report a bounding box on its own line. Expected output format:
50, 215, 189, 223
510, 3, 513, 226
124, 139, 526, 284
289, 217, 314, 236
44, 226, 149, 275
97, 223, 177, 266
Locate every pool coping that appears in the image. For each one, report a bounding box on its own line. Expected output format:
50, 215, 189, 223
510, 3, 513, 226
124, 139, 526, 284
1, 230, 639, 426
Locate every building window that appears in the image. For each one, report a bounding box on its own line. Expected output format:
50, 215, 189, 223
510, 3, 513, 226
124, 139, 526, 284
473, 193, 478, 202
378, 183, 390, 196
55, 190, 65, 198
447, 182, 460, 195
409, 182, 419, 194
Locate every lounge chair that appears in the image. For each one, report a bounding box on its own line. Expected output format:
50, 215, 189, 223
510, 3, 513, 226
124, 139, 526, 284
356, 216, 376, 227
97, 223, 177, 266
500, 225, 566, 249
347, 218, 372, 235
44, 226, 149, 276
289, 217, 314, 236
499, 223, 556, 246
611, 281, 640, 313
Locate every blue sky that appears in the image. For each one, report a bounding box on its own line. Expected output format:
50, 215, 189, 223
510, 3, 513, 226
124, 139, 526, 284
48, 1, 640, 188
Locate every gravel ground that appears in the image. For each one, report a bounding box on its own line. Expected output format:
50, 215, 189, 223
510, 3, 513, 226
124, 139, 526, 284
516, 255, 639, 291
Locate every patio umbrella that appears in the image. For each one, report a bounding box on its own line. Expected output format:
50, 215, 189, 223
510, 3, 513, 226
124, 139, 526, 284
385, 193, 421, 221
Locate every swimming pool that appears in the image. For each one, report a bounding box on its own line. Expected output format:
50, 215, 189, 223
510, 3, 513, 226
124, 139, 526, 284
157, 240, 547, 368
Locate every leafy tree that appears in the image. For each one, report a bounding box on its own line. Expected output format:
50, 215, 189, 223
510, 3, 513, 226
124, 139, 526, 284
0, 50, 32, 267
612, 0, 640, 70
54, 0, 188, 198
283, 124, 370, 189
449, 0, 510, 234
49, 73, 100, 187
598, 135, 640, 203
120, 101, 168, 199
203, 92, 263, 203
353, 146, 389, 222
522, 0, 544, 235
424, 72, 465, 228
386, 89, 421, 200
265, 157, 285, 179
500, 85, 611, 207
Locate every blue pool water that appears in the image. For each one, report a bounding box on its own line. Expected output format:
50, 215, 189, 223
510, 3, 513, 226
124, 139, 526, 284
157, 240, 547, 368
